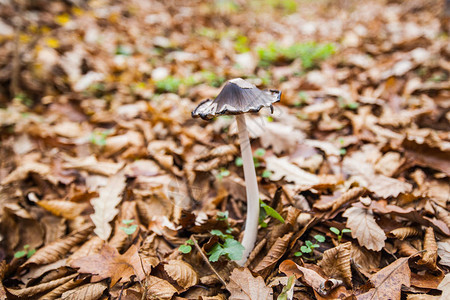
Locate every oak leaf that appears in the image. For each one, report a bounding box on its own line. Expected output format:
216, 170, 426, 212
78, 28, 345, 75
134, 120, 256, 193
343, 206, 386, 251
90, 170, 126, 240
70, 244, 145, 287
357, 257, 410, 300
226, 268, 272, 300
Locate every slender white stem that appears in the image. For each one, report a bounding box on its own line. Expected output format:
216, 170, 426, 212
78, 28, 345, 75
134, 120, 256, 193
235, 114, 259, 266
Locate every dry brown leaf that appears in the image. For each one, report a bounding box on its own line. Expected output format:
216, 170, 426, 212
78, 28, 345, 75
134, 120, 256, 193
0, 261, 7, 299
38, 276, 83, 300
395, 240, 419, 257
438, 273, 450, 300
437, 239, 450, 267
62, 155, 125, 176
318, 242, 352, 287
70, 244, 145, 287
21, 225, 93, 268
7, 273, 77, 298
254, 233, 292, 278
67, 236, 105, 265
1, 162, 54, 185
60, 282, 108, 300
417, 227, 437, 270
314, 187, 365, 212
350, 243, 381, 276
406, 294, 440, 300
433, 204, 450, 229
37, 200, 87, 220
343, 206, 386, 251
265, 155, 319, 185
226, 268, 272, 300
164, 260, 198, 290
90, 170, 126, 240
357, 257, 410, 300
388, 227, 421, 240
146, 275, 178, 299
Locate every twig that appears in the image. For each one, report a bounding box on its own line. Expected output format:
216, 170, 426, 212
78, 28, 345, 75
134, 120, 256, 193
191, 236, 227, 287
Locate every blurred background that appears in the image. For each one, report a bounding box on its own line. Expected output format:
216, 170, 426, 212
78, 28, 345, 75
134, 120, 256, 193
0, 0, 448, 107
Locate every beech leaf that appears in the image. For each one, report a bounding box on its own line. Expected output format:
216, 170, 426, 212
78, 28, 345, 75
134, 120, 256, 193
164, 260, 198, 289
265, 156, 319, 185
226, 268, 272, 300
90, 170, 126, 240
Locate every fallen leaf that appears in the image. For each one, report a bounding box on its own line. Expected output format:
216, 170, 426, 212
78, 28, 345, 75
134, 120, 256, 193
7, 274, 77, 298
146, 275, 178, 299
226, 268, 272, 300
265, 156, 319, 185
164, 260, 198, 290
318, 242, 352, 287
357, 257, 410, 300
60, 282, 108, 300
37, 200, 87, 220
437, 239, 450, 267
90, 170, 126, 240
254, 233, 292, 278
70, 244, 145, 286
437, 273, 450, 300
343, 206, 386, 251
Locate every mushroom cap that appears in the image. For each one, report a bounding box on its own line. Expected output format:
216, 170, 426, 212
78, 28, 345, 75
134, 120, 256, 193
192, 78, 281, 120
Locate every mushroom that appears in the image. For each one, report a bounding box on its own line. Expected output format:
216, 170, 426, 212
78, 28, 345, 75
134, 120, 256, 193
192, 78, 281, 265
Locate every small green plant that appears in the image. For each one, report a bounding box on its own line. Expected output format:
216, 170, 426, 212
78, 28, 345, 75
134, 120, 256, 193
15, 93, 33, 107
261, 169, 272, 178
115, 44, 133, 56
257, 42, 335, 69
234, 35, 250, 53
208, 229, 245, 262
201, 71, 225, 87
330, 227, 351, 243
235, 148, 266, 168
155, 76, 182, 93
259, 199, 285, 228
277, 274, 296, 300
294, 235, 325, 258
14, 245, 36, 259
89, 129, 111, 146
216, 167, 230, 180
179, 239, 194, 254
120, 219, 138, 235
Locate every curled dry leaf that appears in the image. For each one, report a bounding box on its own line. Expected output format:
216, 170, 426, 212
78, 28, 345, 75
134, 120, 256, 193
70, 244, 145, 287
388, 227, 421, 240
90, 170, 126, 240
60, 282, 108, 300
21, 225, 93, 268
146, 275, 178, 299
38, 276, 83, 300
37, 200, 87, 220
254, 233, 292, 278
7, 273, 77, 298
438, 273, 450, 300
265, 155, 319, 186
164, 260, 198, 290
67, 236, 104, 265
343, 206, 386, 251
1, 162, 52, 185
314, 187, 365, 212
226, 268, 272, 300
395, 240, 419, 257
417, 227, 437, 270
318, 242, 352, 287
350, 243, 381, 276
433, 204, 450, 229
357, 257, 410, 300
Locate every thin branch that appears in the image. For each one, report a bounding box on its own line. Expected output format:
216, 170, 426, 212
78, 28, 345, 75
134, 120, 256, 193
191, 236, 227, 287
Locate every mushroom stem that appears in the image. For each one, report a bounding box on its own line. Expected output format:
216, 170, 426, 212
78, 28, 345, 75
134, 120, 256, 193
235, 114, 259, 266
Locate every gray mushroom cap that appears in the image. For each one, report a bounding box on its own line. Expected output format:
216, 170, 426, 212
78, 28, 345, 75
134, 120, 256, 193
192, 78, 281, 120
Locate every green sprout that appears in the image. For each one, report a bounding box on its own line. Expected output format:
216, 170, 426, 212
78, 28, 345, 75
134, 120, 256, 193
208, 230, 245, 262
216, 168, 231, 180
14, 93, 33, 107
330, 227, 351, 243
14, 245, 36, 259
89, 129, 111, 146
294, 234, 325, 258
259, 200, 285, 228
179, 239, 194, 254
120, 219, 138, 235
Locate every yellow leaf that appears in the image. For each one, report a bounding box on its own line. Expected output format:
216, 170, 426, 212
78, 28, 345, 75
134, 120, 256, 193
45, 37, 60, 49
55, 14, 71, 25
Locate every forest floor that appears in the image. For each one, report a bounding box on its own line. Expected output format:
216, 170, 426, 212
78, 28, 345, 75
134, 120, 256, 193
0, 0, 449, 299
